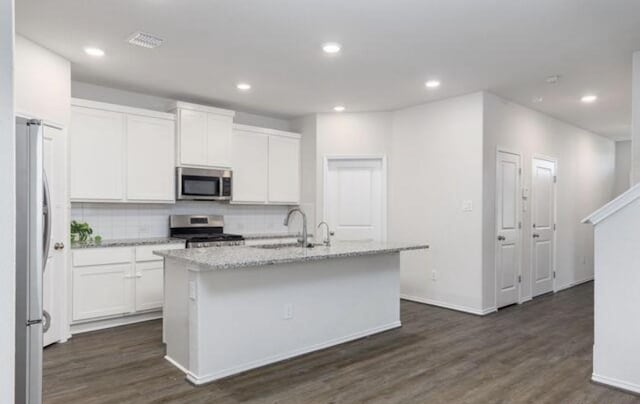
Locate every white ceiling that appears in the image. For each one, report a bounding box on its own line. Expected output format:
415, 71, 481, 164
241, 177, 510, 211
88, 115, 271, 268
16, 0, 640, 140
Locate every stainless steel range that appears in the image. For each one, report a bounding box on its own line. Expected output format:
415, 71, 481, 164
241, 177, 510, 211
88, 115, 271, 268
170, 215, 244, 248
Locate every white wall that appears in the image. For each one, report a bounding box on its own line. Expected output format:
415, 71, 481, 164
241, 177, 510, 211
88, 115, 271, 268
632, 51, 640, 185
591, 195, 640, 394
614, 140, 632, 197
314, 112, 393, 228
390, 93, 486, 314
483, 92, 615, 309
0, 0, 15, 401
291, 115, 318, 225
15, 35, 71, 126
71, 81, 292, 131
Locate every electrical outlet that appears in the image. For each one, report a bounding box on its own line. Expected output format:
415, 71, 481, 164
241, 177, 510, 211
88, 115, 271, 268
283, 304, 294, 320
462, 200, 473, 212
431, 270, 437, 281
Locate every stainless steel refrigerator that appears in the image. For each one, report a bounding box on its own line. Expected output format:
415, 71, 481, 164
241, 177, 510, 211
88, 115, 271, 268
15, 117, 51, 404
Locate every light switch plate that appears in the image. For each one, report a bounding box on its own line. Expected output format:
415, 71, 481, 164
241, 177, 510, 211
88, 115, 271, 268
462, 200, 473, 212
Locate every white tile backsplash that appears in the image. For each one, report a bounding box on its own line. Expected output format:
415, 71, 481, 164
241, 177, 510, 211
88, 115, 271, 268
71, 201, 294, 240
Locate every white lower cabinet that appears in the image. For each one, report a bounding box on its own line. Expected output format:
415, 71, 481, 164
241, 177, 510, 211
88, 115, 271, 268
71, 244, 184, 328
134, 261, 164, 312
73, 263, 134, 321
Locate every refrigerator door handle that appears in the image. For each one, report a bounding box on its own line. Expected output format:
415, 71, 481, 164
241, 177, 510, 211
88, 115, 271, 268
42, 310, 51, 333
43, 170, 51, 273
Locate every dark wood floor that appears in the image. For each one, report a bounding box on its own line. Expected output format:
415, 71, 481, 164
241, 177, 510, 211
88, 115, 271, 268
44, 282, 639, 403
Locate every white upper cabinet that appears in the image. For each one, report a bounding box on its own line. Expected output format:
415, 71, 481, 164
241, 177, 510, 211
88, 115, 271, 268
178, 108, 208, 167
268, 135, 301, 204
171, 102, 235, 169
207, 113, 233, 168
70, 106, 125, 201
70, 99, 176, 203
126, 115, 175, 202
231, 124, 301, 205
231, 128, 269, 203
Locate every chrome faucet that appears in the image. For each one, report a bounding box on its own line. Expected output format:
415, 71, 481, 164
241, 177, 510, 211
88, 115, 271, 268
284, 208, 309, 248
317, 221, 333, 246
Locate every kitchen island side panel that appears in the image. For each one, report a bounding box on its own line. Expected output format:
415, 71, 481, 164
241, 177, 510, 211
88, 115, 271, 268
189, 253, 400, 384
163, 258, 191, 373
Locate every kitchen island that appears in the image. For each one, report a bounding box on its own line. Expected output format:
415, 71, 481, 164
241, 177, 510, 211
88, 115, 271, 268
154, 241, 428, 385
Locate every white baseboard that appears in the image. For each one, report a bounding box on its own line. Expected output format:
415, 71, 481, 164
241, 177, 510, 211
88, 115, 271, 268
400, 294, 495, 316
177, 321, 401, 385
556, 277, 594, 292
70, 311, 162, 335
592, 373, 640, 395
165, 355, 191, 376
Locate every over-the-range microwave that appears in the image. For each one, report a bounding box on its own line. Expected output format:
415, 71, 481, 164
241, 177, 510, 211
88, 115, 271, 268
176, 167, 232, 201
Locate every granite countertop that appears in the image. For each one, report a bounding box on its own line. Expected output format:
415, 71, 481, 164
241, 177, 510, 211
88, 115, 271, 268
242, 232, 311, 240
71, 237, 186, 249
154, 240, 429, 271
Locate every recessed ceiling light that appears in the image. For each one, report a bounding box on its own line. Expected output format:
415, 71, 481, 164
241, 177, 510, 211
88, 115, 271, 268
236, 83, 251, 91
84, 47, 105, 57
322, 42, 341, 54
333, 105, 345, 112
127, 31, 164, 49
581, 94, 598, 103
425, 80, 441, 89
546, 75, 561, 84
532, 96, 543, 103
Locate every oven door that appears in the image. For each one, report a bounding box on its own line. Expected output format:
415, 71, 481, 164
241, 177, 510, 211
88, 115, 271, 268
177, 168, 231, 200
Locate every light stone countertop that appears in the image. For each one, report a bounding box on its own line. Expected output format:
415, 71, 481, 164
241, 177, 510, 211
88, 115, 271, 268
71, 237, 186, 249
242, 232, 304, 240
154, 240, 429, 271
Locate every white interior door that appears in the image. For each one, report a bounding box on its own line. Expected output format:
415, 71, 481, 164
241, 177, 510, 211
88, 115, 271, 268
531, 157, 556, 297
495, 151, 522, 308
325, 157, 385, 242
43, 125, 67, 346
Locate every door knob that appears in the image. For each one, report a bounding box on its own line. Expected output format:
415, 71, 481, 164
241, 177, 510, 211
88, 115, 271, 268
532, 233, 540, 238
497, 235, 506, 241
54, 242, 65, 250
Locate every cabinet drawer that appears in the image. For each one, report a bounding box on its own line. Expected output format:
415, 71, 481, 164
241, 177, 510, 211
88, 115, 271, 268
72, 248, 132, 267
135, 243, 185, 262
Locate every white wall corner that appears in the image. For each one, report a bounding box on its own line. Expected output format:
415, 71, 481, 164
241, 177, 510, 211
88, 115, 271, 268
632, 51, 640, 185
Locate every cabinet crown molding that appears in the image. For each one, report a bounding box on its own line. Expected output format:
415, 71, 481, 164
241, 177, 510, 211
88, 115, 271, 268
71, 98, 175, 121
233, 123, 301, 139
169, 101, 235, 117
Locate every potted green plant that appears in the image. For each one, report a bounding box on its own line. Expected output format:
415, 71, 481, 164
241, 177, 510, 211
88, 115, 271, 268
70, 220, 102, 244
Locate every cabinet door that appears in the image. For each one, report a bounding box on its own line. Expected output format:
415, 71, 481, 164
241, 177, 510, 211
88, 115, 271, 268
206, 113, 233, 168
231, 130, 269, 203
135, 261, 164, 312
72, 263, 134, 321
268, 136, 301, 204
126, 115, 175, 202
70, 106, 125, 201
178, 109, 208, 166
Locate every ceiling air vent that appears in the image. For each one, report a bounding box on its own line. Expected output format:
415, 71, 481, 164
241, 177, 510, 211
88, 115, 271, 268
127, 32, 164, 49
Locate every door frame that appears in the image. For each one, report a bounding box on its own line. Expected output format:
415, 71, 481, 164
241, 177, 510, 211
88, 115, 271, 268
322, 155, 388, 242
530, 154, 558, 295
494, 147, 523, 308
